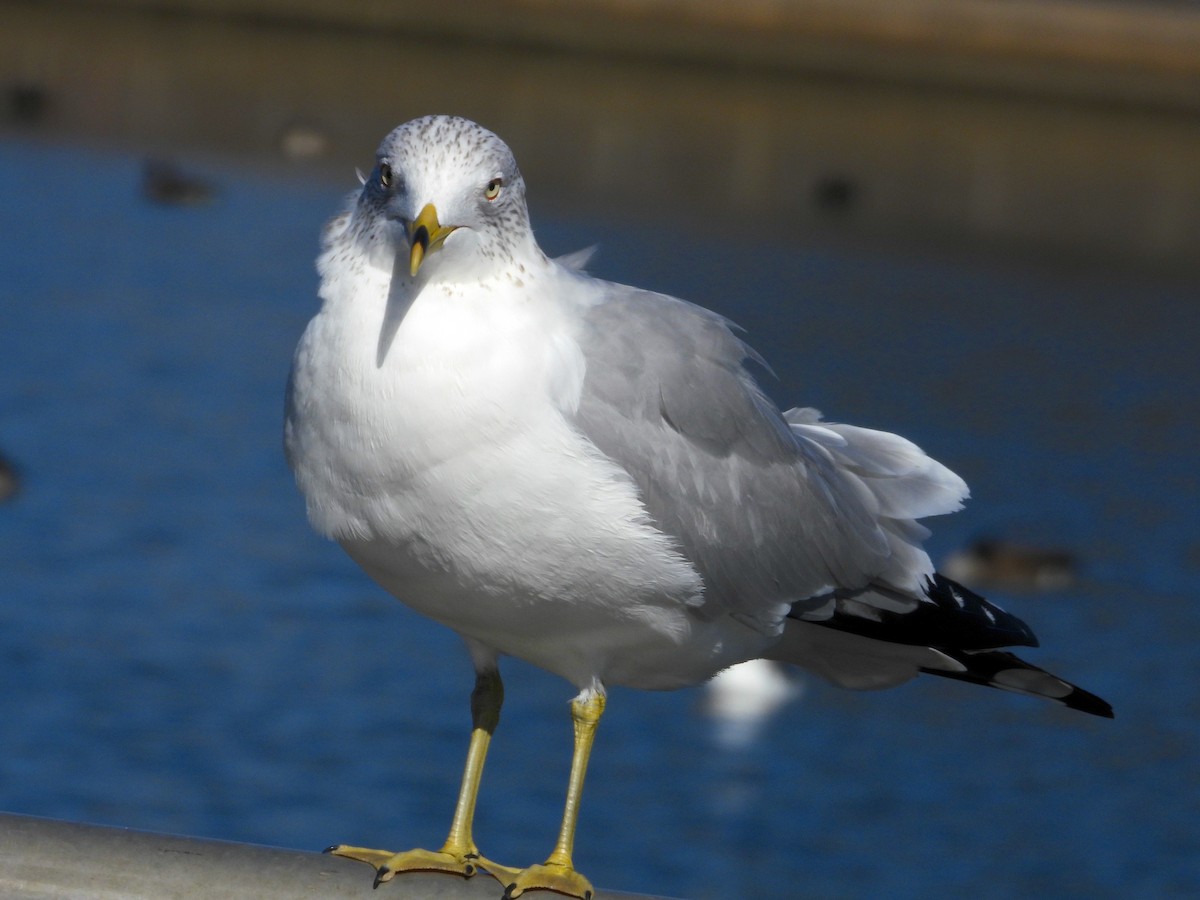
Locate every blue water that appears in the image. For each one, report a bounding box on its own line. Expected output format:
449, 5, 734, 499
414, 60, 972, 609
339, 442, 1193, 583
0, 138, 1197, 898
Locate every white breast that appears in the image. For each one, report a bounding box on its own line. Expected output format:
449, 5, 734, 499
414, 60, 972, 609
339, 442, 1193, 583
285, 262, 726, 687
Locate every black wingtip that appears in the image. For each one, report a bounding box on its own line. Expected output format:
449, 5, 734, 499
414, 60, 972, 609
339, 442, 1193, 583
1062, 685, 1115, 719
923, 648, 1114, 718
926, 573, 1040, 649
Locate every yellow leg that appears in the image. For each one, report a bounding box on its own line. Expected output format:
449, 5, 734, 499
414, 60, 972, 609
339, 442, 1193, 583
327, 669, 518, 886
501, 690, 605, 900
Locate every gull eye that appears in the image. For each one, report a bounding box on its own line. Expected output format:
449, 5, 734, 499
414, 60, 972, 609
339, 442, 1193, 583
379, 162, 393, 188
484, 178, 503, 201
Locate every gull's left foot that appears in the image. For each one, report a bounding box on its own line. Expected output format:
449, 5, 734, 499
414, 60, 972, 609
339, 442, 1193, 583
501, 861, 595, 899
324, 843, 495, 885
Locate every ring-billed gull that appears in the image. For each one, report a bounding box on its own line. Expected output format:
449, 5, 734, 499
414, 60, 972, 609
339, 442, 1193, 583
284, 115, 1112, 899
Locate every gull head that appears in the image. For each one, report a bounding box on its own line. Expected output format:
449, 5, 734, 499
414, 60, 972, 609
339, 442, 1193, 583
352, 115, 538, 282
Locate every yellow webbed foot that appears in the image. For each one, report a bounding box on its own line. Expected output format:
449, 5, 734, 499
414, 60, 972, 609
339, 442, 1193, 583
500, 861, 596, 900
475, 855, 524, 885
325, 843, 487, 885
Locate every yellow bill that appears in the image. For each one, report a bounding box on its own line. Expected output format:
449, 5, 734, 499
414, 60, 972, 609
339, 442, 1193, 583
408, 203, 458, 276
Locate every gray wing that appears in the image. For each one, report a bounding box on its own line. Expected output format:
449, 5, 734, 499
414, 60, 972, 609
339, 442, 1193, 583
570, 283, 968, 635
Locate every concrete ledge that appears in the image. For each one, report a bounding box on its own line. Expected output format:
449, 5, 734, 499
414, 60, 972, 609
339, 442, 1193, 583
0, 812, 667, 900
